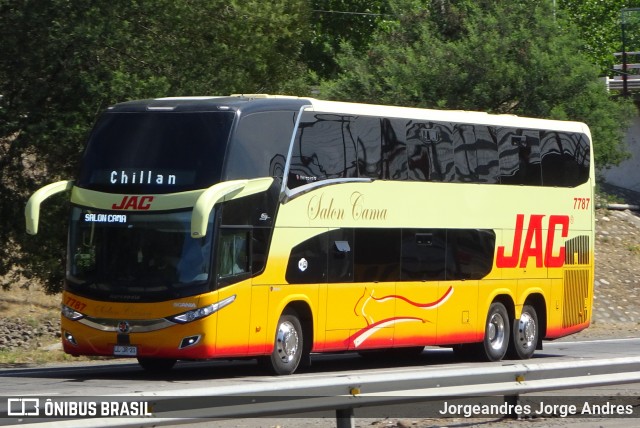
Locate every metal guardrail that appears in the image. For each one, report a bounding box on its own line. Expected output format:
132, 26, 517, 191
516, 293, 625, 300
7, 356, 640, 427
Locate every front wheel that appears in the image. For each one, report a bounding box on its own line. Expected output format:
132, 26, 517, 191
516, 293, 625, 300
481, 302, 510, 362
508, 304, 539, 360
266, 311, 304, 375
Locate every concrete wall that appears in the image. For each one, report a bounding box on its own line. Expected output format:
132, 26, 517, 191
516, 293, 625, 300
602, 114, 640, 193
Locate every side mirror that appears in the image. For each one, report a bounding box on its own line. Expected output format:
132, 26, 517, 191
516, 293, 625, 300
25, 180, 74, 235
191, 177, 274, 238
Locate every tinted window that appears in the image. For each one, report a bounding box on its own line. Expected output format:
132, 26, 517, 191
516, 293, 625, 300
328, 228, 354, 283
288, 113, 357, 189
382, 118, 408, 180
217, 229, 250, 279
220, 185, 278, 227
453, 124, 499, 183
285, 232, 328, 283
406, 121, 454, 182
354, 117, 382, 178
540, 131, 590, 187
225, 111, 296, 180
446, 229, 496, 279
496, 128, 542, 185
67, 208, 214, 302
401, 229, 447, 280
78, 112, 234, 193
251, 228, 271, 275
354, 229, 400, 282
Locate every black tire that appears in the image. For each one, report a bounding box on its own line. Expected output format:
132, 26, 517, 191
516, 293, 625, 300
507, 304, 539, 360
481, 302, 510, 362
137, 357, 176, 372
267, 311, 304, 375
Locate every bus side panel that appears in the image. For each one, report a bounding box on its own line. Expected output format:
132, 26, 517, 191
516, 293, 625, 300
392, 281, 440, 347
548, 278, 564, 336
343, 282, 395, 351
215, 279, 253, 357
321, 281, 397, 351
248, 284, 270, 355
434, 280, 479, 345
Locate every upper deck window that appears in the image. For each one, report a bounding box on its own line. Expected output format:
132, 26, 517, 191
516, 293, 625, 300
77, 111, 234, 193
224, 111, 296, 180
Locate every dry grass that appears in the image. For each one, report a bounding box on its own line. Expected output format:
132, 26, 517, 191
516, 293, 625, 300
0, 348, 86, 367
0, 280, 71, 365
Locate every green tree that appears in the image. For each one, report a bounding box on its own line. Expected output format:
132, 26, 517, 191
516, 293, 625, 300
557, 0, 640, 75
320, 0, 633, 169
0, 0, 312, 292
303, 0, 390, 79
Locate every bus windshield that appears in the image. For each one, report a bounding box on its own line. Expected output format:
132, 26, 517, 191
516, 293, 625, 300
67, 207, 214, 301
76, 111, 234, 193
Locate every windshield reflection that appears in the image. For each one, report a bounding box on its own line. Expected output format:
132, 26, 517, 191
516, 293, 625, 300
67, 207, 213, 298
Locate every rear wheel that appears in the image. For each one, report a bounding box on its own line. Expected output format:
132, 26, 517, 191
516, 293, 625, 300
481, 302, 510, 362
267, 311, 304, 375
137, 357, 176, 372
508, 304, 539, 360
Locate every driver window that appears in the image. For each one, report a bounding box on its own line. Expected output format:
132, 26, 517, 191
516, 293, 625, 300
217, 229, 250, 278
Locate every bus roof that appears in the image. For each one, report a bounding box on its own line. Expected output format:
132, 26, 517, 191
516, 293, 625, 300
106, 95, 589, 135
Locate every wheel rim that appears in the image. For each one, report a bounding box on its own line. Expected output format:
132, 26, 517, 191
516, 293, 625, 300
517, 312, 536, 349
488, 311, 506, 351
275, 320, 299, 364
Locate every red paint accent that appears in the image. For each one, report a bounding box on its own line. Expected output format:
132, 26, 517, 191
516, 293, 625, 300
496, 214, 525, 268
546, 321, 590, 339
497, 214, 570, 268
546, 215, 569, 267
436, 330, 481, 345
371, 286, 453, 308
520, 214, 544, 268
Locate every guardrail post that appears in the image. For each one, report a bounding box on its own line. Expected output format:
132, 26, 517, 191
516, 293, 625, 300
505, 394, 520, 419
336, 407, 354, 428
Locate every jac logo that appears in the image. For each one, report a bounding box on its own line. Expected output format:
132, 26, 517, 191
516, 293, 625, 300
497, 214, 569, 268
111, 196, 154, 210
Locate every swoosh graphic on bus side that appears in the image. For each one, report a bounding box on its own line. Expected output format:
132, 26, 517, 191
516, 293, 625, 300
350, 317, 428, 348
370, 285, 454, 308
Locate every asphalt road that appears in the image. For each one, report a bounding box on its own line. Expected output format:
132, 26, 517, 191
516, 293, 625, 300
2, 337, 640, 396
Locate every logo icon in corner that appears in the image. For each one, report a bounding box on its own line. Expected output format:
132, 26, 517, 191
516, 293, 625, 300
117, 321, 131, 334
7, 398, 40, 416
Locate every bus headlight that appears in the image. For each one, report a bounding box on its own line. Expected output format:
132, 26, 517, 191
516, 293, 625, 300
167, 295, 236, 324
61, 304, 85, 321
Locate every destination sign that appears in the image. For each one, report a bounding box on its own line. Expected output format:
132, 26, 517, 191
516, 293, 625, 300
89, 169, 196, 186
83, 213, 128, 223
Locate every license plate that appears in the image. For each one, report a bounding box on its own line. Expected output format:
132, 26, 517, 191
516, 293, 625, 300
113, 345, 138, 356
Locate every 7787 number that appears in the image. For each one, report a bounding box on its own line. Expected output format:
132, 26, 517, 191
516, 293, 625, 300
573, 197, 590, 210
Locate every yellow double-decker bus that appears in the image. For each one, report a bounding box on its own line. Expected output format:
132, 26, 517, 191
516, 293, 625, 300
26, 95, 594, 374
